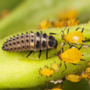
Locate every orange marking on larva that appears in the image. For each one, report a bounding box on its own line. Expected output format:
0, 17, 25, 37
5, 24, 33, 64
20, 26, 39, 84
63, 31, 85, 44
59, 48, 82, 63
52, 62, 59, 72
39, 68, 54, 77
66, 74, 81, 82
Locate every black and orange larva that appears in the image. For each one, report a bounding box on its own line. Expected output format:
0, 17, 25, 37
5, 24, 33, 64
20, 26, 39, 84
2, 31, 57, 59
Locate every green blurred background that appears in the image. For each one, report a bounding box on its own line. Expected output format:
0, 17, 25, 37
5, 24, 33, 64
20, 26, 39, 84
0, 0, 90, 90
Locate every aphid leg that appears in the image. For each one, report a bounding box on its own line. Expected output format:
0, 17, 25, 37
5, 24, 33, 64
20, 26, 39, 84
80, 59, 85, 61
38, 50, 42, 58
61, 42, 65, 53
68, 42, 72, 48
49, 53, 57, 58
26, 51, 33, 58
81, 28, 84, 33
46, 49, 48, 59
61, 47, 64, 53
71, 63, 80, 65
67, 28, 69, 34
62, 62, 67, 73
78, 45, 83, 50
85, 37, 87, 39
69, 44, 74, 48
59, 61, 62, 67
64, 62, 67, 70
76, 27, 80, 31
63, 26, 67, 31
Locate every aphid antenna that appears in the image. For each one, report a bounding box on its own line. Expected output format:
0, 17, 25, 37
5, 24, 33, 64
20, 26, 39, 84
75, 27, 84, 33
78, 45, 83, 50
61, 62, 67, 73
71, 63, 80, 65
49, 26, 67, 36
80, 59, 85, 61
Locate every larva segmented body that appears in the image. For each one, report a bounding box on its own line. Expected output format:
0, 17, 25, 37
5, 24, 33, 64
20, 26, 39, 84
2, 31, 57, 59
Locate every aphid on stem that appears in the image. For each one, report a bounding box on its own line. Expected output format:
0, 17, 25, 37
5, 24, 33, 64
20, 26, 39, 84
61, 27, 86, 45
58, 44, 85, 72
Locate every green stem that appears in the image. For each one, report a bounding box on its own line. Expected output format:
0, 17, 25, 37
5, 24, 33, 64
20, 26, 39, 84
0, 24, 90, 88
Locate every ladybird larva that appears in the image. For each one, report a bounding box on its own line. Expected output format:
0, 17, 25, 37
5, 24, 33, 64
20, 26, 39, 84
2, 31, 57, 59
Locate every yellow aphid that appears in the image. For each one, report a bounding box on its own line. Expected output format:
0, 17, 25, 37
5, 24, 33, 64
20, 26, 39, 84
81, 68, 90, 79
39, 68, 54, 77
52, 62, 59, 72
81, 73, 89, 80
66, 19, 79, 26
52, 20, 65, 27
88, 62, 90, 66
85, 68, 90, 73
66, 74, 81, 82
58, 10, 78, 20
0, 10, 10, 18
38, 20, 51, 29
59, 48, 82, 63
88, 21, 90, 24
49, 85, 62, 90
62, 31, 85, 44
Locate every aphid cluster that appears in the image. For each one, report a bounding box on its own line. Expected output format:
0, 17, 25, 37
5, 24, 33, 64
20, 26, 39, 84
2, 31, 57, 59
38, 10, 79, 29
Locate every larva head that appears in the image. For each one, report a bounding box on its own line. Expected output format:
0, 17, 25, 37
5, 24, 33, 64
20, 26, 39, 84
63, 31, 85, 44
66, 74, 81, 82
59, 48, 82, 63
48, 36, 57, 49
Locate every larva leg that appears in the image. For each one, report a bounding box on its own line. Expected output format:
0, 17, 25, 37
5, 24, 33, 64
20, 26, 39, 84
26, 51, 33, 58
38, 50, 42, 58
46, 49, 48, 60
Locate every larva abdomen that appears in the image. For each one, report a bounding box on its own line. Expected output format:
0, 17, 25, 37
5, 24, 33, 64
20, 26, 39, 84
2, 32, 57, 59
